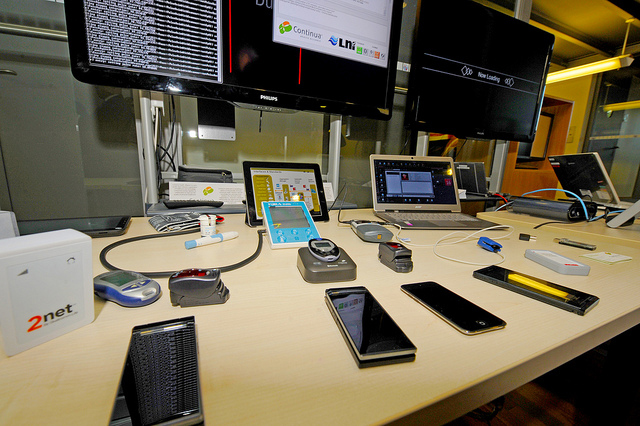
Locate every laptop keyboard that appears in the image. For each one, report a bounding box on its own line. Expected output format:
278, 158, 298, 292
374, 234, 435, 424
384, 212, 478, 222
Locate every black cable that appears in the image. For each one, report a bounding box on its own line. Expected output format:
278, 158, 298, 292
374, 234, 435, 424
165, 96, 177, 171
156, 145, 177, 171
328, 182, 347, 211
155, 112, 163, 187
154, 98, 178, 185
451, 138, 468, 160
337, 185, 350, 224
399, 130, 412, 155
533, 220, 575, 229
160, 96, 178, 171
335, 185, 388, 226
99, 229, 266, 278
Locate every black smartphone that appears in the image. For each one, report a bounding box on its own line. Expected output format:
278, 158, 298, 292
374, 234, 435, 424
400, 281, 506, 335
473, 265, 600, 316
17, 216, 131, 237
325, 286, 417, 367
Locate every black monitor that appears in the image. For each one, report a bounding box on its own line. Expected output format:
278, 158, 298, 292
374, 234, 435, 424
405, 0, 554, 142
64, 0, 403, 120
548, 152, 622, 206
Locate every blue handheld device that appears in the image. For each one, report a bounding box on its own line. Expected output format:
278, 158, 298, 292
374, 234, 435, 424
94, 270, 161, 307
261, 201, 321, 249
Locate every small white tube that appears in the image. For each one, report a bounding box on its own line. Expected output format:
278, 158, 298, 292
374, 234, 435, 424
185, 231, 238, 249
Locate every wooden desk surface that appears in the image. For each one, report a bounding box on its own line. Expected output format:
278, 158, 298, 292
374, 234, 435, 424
2, 210, 640, 425
478, 210, 640, 248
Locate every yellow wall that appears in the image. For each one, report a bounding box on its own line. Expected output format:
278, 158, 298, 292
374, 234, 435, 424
544, 75, 594, 154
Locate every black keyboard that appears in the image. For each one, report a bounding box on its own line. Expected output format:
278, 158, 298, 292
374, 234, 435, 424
163, 199, 223, 209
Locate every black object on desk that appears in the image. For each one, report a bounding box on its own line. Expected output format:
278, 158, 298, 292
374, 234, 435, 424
111, 316, 204, 425
242, 161, 330, 227
473, 265, 600, 316
177, 165, 233, 183
325, 286, 417, 368
168, 268, 230, 307
455, 161, 491, 196
378, 242, 413, 273
163, 199, 224, 209
17, 215, 131, 237
297, 247, 357, 283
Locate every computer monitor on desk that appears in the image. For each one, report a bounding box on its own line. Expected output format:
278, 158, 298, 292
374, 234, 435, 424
64, 0, 404, 121
404, 0, 554, 142
548, 152, 632, 209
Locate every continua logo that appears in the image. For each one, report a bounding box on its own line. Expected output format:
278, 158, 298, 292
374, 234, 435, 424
279, 21, 292, 34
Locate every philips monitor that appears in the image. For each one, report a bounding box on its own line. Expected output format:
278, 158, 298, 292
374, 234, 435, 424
405, 0, 554, 142
64, 0, 403, 120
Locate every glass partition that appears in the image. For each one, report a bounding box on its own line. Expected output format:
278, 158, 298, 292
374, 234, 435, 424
0, 1, 144, 220
587, 67, 640, 202
180, 98, 326, 178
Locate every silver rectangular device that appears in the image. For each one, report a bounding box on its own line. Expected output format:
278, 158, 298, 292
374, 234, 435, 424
369, 155, 497, 230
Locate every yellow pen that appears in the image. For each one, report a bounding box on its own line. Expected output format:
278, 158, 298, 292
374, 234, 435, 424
507, 272, 573, 300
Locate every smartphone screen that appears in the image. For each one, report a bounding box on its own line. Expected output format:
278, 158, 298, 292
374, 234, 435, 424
325, 287, 416, 363
401, 281, 506, 335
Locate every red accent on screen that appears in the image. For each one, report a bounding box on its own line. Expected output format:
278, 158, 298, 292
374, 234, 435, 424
174, 268, 209, 278
299, 49, 302, 84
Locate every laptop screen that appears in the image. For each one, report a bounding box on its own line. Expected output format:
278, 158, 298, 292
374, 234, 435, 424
370, 155, 460, 212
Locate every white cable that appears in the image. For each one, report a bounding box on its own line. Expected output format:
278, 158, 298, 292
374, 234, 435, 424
396, 223, 512, 245
432, 225, 514, 266
395, 224, 513, 265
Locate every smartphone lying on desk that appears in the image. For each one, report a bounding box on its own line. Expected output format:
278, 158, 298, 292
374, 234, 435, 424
325, 286, 416, 368
17, 216, 131, 237
401, 281, 506, 335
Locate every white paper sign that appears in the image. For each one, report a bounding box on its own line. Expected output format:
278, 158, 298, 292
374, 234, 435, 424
169, 182, 246, 205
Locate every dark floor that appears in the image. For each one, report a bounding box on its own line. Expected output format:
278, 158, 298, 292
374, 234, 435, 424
448, 326, 640, 426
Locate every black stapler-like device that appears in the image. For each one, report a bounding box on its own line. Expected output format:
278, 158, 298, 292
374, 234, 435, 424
378, 242, 413, 273
168, 268, 230, 307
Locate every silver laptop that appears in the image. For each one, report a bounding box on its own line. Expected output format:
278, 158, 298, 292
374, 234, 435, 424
548, 152, 633, 209
370, 155, 497, 230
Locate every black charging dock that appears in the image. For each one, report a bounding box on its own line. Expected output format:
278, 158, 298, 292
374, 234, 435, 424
297, 248, 357, 283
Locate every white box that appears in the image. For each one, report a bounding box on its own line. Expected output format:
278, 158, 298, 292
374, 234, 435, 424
0, 211, 18, 239
169, 181, 245, 204
0, 229, 94, 356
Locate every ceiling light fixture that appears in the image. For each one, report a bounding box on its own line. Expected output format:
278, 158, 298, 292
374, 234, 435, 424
602, 99, 640, 114
546, 54, 634, 84
547, 18, 635, 85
